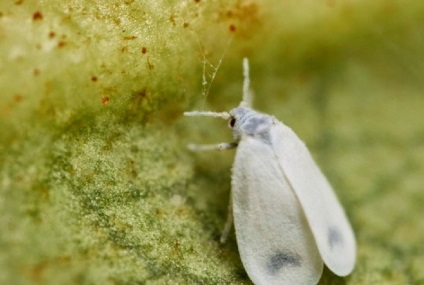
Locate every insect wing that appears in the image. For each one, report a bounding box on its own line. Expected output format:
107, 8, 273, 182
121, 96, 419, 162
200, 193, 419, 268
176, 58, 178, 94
271, 122, 356, 276
232, 136, 323, 285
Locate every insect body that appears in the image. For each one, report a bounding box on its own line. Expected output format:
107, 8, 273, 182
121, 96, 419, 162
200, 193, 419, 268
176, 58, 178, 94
184, 59, 356, 285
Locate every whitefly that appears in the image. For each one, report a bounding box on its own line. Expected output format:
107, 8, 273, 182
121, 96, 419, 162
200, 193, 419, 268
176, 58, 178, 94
184, 58, 356, 285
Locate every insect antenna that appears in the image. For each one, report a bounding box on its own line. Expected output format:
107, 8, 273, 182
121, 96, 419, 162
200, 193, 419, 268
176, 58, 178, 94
183, 111, 230, 120
241, 58, 253, 108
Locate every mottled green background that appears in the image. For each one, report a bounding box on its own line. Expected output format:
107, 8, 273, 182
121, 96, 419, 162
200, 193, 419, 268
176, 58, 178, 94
1, 0, 423, 284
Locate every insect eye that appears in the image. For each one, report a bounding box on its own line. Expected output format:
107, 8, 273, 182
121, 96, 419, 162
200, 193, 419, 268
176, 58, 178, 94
229, 117, 236, 128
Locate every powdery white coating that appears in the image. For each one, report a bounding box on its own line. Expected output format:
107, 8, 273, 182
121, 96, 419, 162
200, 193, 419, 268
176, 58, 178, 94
232, 132, 323, 284
271, 122, 356, 276
185, 58, 356, 285
230, 107, 356, 283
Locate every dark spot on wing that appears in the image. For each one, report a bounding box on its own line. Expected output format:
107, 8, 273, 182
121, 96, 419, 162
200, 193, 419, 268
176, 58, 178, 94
266, 251, 301, 275
328, 227, 343, 248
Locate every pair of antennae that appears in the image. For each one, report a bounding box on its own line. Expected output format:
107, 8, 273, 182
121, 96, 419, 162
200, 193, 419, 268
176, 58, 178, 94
184, 58, 252, 119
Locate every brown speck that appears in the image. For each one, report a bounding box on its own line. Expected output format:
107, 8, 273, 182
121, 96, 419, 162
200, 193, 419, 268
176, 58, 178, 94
33, 68, 40, 76
0, 12, 4, 18
14, 0, 24, 5
155, 208, 164, 216
136, 89, 147, 101
91, 76, 98, 82
57, 41, 66, 48
141, 47, 147, 54
14, 94, 23, 102
183, 22, 189, 28
123, 35, 137, 40
102, 97, 110, 105
33, 11, 43, 21
194, 0, 200, 3
48, 31, 56, 39
218, 3, 260, 36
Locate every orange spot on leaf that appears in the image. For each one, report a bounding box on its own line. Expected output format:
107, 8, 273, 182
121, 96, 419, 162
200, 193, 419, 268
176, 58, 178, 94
14, 94, 23, 102
33, 11, 43, 21
102, 97, 110, 105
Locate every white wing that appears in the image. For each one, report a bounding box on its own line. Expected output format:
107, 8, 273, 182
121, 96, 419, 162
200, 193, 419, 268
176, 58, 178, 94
232, 136, 323, 285
271, 122, 356, 276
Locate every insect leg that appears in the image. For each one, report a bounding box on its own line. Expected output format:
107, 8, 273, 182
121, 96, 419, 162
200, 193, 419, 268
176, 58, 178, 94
187, 142, 238, 152
220, 191, 233, 243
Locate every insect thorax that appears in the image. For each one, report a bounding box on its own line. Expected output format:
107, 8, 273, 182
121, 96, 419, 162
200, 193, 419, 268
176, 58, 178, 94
229, 107, 274, 143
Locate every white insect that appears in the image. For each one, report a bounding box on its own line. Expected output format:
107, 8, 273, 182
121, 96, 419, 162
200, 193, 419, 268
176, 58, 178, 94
184, 58, 356, 285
